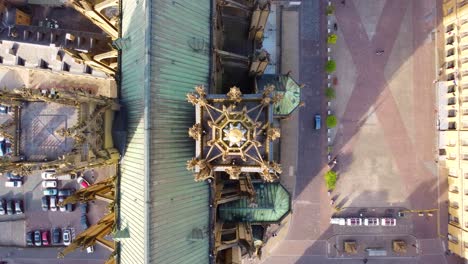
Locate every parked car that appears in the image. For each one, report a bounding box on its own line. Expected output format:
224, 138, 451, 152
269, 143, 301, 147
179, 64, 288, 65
58, 196, 66, 212
5, 172, 22, 180
81, 215, 88, 229
43, 188, 58, 196
5, 180, 22, 187
42, 180, 57, 188
6, 200, 13, 215
315, 114, 321, 130
0, 138, 6, 157
330, 217, 346, 225
41, 196, 48, 211
364, 218, 380, 226
58, 189, 74, 197
34, 231, 41, 246
80, 202, 87, 214
41, 230, 49, 246
14, 200, 23, 214
76, 176, 90, 188
63, 229, 71, 246
381, 218, 396, 226
41, 169, 56, 180
0, 105, 10, 114
55, 173, 75, 180
346, 218, 362, 226
52, 228, 61, 244
86, 245, 94, 254
0, 199, 5, 215
26, 231, 33, 246
49, 196, 57, 212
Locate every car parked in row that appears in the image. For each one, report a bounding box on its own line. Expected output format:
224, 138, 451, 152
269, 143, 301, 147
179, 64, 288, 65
63, 229, 71, 246
0, 199, 5, 215
42, 180, 57, 188
5, 180, 22, 187
41, 196, 48, 211
364, 218, 379, 226
43, 188, 58, 196
41, 230, 49, 246
41, 169, 56, 180
77, 176, 90, 188
34, 231, 41, 246
26, 231, 33, 246
15, 200, 23, 214
50, 196, 57, 212
52, 228, 61, 244
347, 218, 362, 226
381, 218, 396, 226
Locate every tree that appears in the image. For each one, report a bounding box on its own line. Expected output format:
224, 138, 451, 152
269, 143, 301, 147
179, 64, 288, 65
325, 87, 336, 99
325, 60, 336, 73
327, 115, 338, 128
325, 170, 337, 190
326, 5, 335, 15
328, 34, 338, 44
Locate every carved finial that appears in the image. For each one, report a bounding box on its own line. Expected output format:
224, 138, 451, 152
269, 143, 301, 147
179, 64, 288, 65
195, 85, 207, 97
267, 127, 281, 141
227, 86, 242, 103
187, 93, 199, 105
186, 157, 198, 171
272, 93, 284, 104
188, 123, 202, 140
225, 166, 242, 180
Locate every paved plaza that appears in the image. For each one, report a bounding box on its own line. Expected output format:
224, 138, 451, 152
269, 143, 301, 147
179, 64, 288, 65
261, 0, 463, 263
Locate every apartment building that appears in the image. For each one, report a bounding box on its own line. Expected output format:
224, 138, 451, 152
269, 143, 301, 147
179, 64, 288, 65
442, 0, 468, 258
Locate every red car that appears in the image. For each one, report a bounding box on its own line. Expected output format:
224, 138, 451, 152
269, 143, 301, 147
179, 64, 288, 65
77, 176, 90, 188
41, 231, 49, 246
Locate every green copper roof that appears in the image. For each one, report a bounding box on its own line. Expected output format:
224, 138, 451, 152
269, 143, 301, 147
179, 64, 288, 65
257, 74, 301, 116
218, 183, 291, 223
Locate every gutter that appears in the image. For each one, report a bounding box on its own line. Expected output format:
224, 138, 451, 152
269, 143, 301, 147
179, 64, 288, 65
143, 0, 152, 263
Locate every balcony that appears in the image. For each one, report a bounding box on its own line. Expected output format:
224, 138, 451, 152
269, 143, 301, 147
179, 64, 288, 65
448, 73, 456, 82
448, 152, 457, 160
450, 186, 459, 193
449, 109, 458, 117
448, 48, 456, 57
463, 108, 468, 115
449, 214, 460, 224
448, 233, 459, 244
448, 97, 457, 105
450, 202, 460, 209
448, 85, 456, 93
447, 36, 455, 45
447, 24, 456, 33
449, 121, 457, 130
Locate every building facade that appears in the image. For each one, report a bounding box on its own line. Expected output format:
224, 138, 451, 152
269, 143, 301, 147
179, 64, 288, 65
442, 0, 468, 258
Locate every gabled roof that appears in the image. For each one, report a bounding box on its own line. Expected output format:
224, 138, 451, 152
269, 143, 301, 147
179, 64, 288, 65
256, 74, 302, 116
218, 182, 291, 223
119, 0, 211, 263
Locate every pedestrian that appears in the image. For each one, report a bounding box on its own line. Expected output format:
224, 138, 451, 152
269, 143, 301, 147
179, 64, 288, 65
363, 259, 368, 264
341, 0, 346, 5
334, 23, 338, 31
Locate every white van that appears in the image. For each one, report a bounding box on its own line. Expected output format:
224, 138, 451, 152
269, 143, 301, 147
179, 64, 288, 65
5, 180, 22, 187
